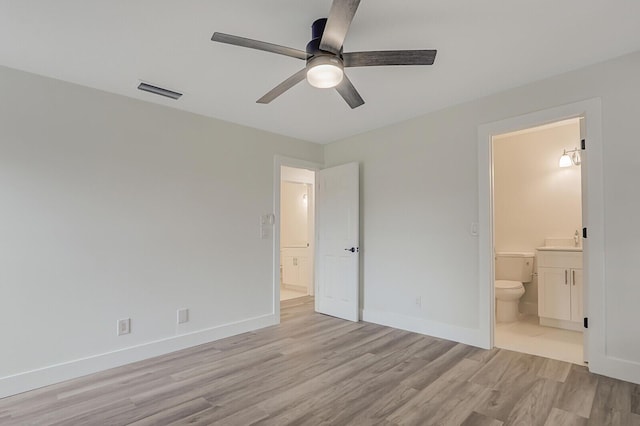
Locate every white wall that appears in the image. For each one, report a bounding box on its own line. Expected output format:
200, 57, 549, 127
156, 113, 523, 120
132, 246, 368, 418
325, 50, 640, 381
493, 121, 582, 313
281, 165, 315, 185
0, 65, 323, 397
280, 182, 309, 248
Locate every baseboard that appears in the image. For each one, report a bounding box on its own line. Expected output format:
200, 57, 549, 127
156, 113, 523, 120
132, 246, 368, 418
362, 309, 486, 349
589, 355, 640, 385
282, 283, 307, 293
0, 313, 278, 399
540, 316, 583, 332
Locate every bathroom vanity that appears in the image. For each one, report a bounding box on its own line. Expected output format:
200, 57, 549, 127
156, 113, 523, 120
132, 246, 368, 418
281, 248, 311, 292
536, 246, 583, 331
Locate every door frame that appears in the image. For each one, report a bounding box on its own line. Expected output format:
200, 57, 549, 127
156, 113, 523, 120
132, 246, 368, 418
273, 155, 322, 320
477, 99, 603, 368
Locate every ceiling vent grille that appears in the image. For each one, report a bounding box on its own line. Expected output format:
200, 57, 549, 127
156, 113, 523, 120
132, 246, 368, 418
137, 82, 182, 100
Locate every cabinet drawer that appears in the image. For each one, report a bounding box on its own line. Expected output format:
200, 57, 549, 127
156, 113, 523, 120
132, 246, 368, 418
536, 250, 582, 269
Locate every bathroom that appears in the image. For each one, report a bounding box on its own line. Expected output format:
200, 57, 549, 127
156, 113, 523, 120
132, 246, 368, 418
279, 166, 315, 301
492, 118, 584, 364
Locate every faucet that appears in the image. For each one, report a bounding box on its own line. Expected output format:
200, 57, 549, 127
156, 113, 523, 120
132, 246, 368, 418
574, 229, 580, 247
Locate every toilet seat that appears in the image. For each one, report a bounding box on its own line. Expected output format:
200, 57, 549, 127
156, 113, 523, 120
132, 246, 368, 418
495, 280, 523, 289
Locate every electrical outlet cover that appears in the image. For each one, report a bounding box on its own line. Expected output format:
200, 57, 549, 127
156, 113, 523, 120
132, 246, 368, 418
177, 308, 189, 324
117, 318, 131, 336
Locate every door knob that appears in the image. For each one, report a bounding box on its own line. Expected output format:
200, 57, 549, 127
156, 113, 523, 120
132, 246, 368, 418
344, 247, 359, 253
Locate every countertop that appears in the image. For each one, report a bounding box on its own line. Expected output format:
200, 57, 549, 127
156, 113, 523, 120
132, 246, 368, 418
536, 246, 583, 252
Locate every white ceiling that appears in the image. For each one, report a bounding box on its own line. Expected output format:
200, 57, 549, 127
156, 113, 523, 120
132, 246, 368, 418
1, 1, 640, 143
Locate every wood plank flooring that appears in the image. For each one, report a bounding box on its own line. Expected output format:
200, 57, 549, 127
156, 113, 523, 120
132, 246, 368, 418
1, 296, 639, 425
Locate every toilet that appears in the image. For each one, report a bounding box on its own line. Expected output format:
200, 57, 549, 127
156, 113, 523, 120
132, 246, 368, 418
495, 252, 534, 323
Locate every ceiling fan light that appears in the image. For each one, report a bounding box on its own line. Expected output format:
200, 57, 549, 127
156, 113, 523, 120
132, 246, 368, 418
306, 56, 344, 88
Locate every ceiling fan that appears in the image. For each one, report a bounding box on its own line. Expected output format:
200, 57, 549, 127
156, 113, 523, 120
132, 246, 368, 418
211, 0, 437, 109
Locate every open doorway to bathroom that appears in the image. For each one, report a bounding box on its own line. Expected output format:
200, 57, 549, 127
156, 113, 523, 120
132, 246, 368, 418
492, 118, 585, 365
279, 166, 315, 302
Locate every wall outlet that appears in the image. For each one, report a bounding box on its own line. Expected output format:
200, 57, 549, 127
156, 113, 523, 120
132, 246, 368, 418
415, 296, 422, 308
117, 318, 131, 336
177, 308, 189, 324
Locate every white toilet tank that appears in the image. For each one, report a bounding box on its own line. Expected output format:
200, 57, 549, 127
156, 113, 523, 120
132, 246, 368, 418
495, 252, 534, 283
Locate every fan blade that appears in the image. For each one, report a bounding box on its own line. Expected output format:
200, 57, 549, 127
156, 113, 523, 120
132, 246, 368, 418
212, 32, 308, 60
344, 50, 437, 67
320, 0, 361, 54
335, 75, 364, 109
257, 68, 308, 104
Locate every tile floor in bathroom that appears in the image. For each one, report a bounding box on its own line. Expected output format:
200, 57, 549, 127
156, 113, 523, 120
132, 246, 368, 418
280, 285, 307, 301
495, 314, 585, 365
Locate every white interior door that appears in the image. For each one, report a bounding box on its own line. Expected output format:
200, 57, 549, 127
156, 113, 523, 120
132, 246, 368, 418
316, 162, 359, 322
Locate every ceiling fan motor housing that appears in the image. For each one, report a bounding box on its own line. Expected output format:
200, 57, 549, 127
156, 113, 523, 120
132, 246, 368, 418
306, 18, 342, 60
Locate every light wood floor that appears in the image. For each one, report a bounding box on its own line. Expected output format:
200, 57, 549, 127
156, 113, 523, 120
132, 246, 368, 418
2, 296, 639, 425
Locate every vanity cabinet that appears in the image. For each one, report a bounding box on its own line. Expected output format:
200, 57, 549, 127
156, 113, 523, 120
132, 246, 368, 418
536, 249, 583, 331
281, 248, 311, 292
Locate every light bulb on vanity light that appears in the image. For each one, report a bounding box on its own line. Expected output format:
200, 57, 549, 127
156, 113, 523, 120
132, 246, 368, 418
559, 151, 573, 168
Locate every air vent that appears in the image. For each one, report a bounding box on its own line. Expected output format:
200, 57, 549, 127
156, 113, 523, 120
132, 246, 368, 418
137, 82, 182, 100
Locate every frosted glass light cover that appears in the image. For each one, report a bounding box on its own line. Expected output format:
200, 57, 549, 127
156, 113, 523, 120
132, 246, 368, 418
307, 64, 344, 88
559, 153, 572, 167
305, 56, 345, 89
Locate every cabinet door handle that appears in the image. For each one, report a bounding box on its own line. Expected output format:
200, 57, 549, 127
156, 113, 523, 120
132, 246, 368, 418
572, 270, 575, 286
565, 270, 568, 285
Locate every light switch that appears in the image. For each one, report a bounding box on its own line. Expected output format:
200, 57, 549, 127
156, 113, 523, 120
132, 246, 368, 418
260, 214, 273, 239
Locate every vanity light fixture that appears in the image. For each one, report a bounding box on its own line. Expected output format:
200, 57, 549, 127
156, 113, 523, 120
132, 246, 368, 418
559, 147, 581, 167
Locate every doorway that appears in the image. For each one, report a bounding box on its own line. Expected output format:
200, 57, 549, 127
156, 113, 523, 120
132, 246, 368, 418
478, 98, 610, 375
273, 157, 361, 323
279, 166, 315, 302
491, 118, 584, 364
